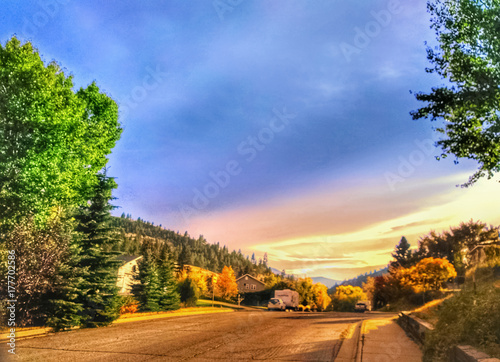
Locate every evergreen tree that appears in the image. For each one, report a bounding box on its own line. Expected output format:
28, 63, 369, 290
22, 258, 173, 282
178, 277, 199, 307
73, 174, 121, 327
133, 243, 162, 312
178, 245, 193, 268
390, 236, 413, 269
157, 244, 180, 311
45, 237, 84, 331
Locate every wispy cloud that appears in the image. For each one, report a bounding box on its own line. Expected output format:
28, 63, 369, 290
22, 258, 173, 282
185, 173, 500, 279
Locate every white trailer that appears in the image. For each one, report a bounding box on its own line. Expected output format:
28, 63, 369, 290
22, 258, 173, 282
274, 289, 299, 310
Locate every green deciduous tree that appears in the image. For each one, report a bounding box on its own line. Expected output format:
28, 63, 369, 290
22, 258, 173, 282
411, 0, 500, 186
0, 37, 123, 331
418, 220, 499, 278
0, 37, 122, 228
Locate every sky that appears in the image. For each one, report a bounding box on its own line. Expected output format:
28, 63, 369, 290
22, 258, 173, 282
2, 0, 500, 281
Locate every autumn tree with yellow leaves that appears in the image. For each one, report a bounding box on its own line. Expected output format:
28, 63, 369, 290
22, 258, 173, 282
331, 285, 367, 312
412, 257, 457, 291
312, 283, 332, 311
215, 266, 239, 301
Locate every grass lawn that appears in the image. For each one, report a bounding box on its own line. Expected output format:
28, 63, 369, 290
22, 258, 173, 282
196, 299, 244, 309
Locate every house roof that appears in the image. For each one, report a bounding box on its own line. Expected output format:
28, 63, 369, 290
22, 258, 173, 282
236, 274, 265, 285
468, 241, 500, 254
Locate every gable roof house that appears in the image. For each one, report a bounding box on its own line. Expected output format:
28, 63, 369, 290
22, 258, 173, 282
236, 274, 266, 293
116, 255, 142, 295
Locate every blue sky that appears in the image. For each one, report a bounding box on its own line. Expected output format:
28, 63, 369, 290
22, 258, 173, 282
3, 0, 500, 280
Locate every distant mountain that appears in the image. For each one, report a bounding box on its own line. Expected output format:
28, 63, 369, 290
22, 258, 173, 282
327, 267, 389, 294
311, 277, 342, 289
271, 267, 281, 275
270, 269, 341, 288
270, 267, 294, 278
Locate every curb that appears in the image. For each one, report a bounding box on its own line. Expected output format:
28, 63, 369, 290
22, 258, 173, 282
335, 321, 363, 362
355, 320, 367, 362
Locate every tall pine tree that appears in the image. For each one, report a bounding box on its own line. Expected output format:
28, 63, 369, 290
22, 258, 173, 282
390, 236, 414, 269
157, 244, 181, 311
133, 240, 162, 312
73, 174, 121, 327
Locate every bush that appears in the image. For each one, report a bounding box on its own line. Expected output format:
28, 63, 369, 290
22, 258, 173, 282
178, 277, 199, 307
423, 283, 500, 361
119, 296, 139, 315
408, 290, 444, 306
331, 285, 366, 312
298, 304, 311, 312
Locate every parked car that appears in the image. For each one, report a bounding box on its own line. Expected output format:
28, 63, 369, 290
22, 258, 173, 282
354, 302, 368, 313
268, 298, 286, 311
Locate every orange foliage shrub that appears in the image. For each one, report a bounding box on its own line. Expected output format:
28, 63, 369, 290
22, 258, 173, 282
120, 297, 139, 314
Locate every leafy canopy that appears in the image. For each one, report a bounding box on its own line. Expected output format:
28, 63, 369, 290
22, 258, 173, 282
215, 266, 238, 301
0, 37, 122, 226
331, 285, 367, 312
413, 257, 457, 290
411, 0, 500, 186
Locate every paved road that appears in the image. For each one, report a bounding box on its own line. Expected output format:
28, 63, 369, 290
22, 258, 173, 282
7, 311, 375, 361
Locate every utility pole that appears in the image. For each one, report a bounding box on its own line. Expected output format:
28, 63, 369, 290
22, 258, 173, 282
212, 274, 218, 307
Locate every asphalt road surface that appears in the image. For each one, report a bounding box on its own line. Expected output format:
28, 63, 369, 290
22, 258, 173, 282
6, 311, 376, 362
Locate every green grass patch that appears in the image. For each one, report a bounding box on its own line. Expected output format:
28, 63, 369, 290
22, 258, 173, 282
196, 299, 243, 310
423, 282, 500, 361
411, 297, 449, 326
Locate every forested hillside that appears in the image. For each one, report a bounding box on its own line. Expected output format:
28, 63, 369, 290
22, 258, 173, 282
110, 214, 271, 278
328, 267, 388, 294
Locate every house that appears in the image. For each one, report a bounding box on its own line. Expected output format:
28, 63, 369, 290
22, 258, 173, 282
467, 242, 500, 268
236, 274, 266, 293
116, 255, 142, 295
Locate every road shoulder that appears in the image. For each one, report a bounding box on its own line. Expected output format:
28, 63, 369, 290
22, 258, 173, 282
0, 307, 234, 343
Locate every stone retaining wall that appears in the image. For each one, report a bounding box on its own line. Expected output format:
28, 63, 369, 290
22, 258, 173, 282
397, 312, 433, 345
397, 312, 500, 362
448, 345, 500, 362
